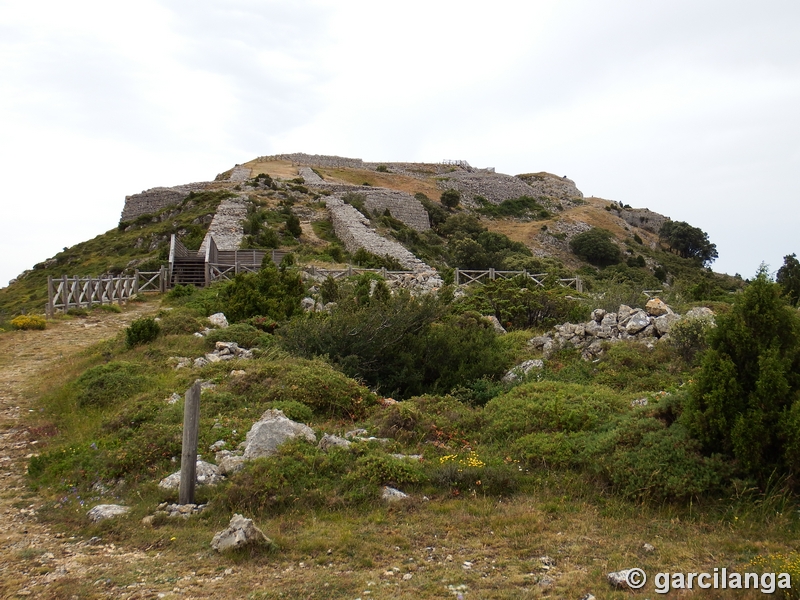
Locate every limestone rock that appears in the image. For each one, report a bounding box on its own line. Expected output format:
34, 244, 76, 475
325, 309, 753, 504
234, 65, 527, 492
158, 460, 222, 490
625, 311, 650, 334
501, 359, 544, 383
208, 313, 229, 328
318, 434, 352, 451
87, 504, 130, 523
607, 569, 635, 588
617, 304, 632, 323
301, 297, 316, 312
654, 312, 681, 336
483, 315, 507, 334
382, 486, 409, 502
645, 297, 671, 316
211, 514, 273, 552
685, 306, 715, 322
591, 308, 606, 322
243, 410, 316, 459
217, 455, 246, 476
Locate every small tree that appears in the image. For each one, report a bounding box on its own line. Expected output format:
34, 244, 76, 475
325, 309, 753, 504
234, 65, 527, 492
685, 266, 800, 482
569, 228, 621, 267
777, 253, 800, 306
440, 189, 461, 209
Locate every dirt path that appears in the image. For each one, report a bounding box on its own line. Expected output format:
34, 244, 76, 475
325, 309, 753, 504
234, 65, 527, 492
0, 302, 161, 599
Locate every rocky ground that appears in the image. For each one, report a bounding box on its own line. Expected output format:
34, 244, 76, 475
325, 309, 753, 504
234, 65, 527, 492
0, 303, 169, 599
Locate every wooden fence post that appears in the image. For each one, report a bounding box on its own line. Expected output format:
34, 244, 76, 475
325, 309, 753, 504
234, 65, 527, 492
47, 276, 54, 318
160, 265, 167, 293
61, 275, 69, 311
454, 268, 460, 286
179, 380, 201, 505
134, 270, 140, 295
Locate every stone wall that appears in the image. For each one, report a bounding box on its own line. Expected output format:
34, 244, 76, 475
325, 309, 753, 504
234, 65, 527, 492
435, 171, 541, 206
120, 182, 211, 222
198, 196, 249, 255
261, 153, 366, 170
362, 189, 430, 232
326, 197, 431, 271
515, 173, 584, 205
617, 208, 670, 234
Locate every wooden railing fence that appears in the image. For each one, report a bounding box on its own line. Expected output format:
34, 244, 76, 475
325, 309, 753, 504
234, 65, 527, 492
306, 266, 583, 291
46, 268, 167, 317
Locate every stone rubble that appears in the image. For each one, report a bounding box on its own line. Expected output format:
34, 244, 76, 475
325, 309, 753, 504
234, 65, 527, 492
158, 460, 223, 490
501, 359, 544, 383
529, 299, 715, 360
86, 504, 130, 523
382, 486, 409, 502
198, 197, 249, 255
211, 514, 273, 552
242, 410, 316, 460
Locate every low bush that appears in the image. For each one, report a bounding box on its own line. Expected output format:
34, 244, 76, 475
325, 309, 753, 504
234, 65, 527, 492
569, 228, 621, 266
158, 310, 206, 335
226, 358, 377, 419
204, 323, 273, 349
10, 315, 47, 330
125, 317, 160, 347
73, 361, 151, 408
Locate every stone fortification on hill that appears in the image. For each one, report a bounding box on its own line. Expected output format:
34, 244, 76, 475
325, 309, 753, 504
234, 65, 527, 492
326, 197, 431, 271
515, 173, 584, 205
616, 207, 670, 234
298, 168, 431, 232
120, 183, 211, 223
197, 196, 249, 255
436, 171, 542, 206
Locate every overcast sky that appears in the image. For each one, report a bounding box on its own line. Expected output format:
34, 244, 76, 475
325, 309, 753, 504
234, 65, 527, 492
2, 0, 799, 288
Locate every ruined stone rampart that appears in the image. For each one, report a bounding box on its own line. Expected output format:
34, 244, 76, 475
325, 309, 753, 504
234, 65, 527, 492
198, 196, 249, 255
326, 197, 431, 271
304, 181, 430, 232
617, 208, 670, 234
120, 182, 211, 223
260, 153, 366, 169
435, 171, 541, 205
515, 173, 584, 204
362, 189, 430, 232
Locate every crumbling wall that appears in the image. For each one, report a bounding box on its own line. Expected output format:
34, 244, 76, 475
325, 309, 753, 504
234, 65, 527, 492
515, 173, 584, 205
326, 197, 431, 271
120, 182, 210, 222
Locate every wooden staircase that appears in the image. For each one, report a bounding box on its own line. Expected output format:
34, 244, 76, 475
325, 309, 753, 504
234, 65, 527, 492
168, 235, 287, 288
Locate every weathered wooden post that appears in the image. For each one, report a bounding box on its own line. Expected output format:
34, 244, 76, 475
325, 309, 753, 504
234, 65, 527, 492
159, 265, 167, 293
61, 275, 69, 311
454, 268, 460, 286
179, 380, 201, 505
46, 276, 54, 318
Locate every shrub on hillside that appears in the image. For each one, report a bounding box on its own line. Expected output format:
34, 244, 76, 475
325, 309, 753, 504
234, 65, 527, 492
158, 310, 206, 335
569, 228, 621, 266
125, 317, 160, 347
10, 315, 47, 330
204, 323, 273, 349
685, 267, 800, 483
440, 189, 461, 209
226, 358, 377, 418
220, 262, 304, 323
74, 362, 151, 408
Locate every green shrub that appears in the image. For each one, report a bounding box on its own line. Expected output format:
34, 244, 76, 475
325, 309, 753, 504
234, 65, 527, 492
66, 308, 89, 317
227, 358, 377, 418
569, 228, 621, 266
219, 263, 304, 323
668, 314, 714, 363
427, 450, 520, 497
376, 164, 389, 173
477, 195, 550, 220
10, 315, 47, 330
74, 362, 151, 408
441, 189, 461, 209
348, 453, 424, 487
125, 317, 160, 347
158, 310, 206, 335
484, 381, 628, 441
219, 440, 383, 514
268, 401, 314, 423
166, 284, 196, 299
685, 267, 800, 483
204, 323, 272, 349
